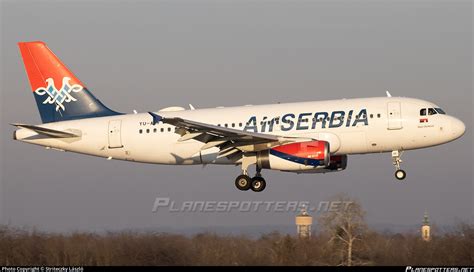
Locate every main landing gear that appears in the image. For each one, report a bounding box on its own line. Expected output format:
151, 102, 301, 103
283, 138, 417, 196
235, 154, 267, 192
392, 150, 406, 181
234, 174, 266, 192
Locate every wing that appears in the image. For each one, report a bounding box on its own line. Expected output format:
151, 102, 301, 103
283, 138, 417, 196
148, 112, 313, 159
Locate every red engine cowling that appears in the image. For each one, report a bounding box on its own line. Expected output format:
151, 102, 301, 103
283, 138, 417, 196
257, 140, 330, 171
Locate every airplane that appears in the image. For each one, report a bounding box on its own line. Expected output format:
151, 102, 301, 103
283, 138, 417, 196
12, 41, 466, 192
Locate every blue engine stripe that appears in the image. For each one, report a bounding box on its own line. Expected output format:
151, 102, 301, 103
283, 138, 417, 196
270, 149, 324, 167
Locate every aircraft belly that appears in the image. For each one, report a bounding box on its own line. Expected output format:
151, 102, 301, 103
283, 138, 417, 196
338, 131, 368, 154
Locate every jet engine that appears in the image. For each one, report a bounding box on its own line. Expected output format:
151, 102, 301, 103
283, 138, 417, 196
326, 155, 348, 171
288, 155, 348, 174
257, 140, 330, 171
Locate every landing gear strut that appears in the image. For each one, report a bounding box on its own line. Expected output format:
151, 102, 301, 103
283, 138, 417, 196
234, 154, 267, 192
392, 150, 406, 180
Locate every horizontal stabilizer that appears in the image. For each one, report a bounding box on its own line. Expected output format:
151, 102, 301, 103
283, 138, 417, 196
11, 123, 80, 138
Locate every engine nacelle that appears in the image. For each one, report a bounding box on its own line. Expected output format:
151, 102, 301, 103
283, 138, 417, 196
289, 155, 348, 174
257, 140, 330, 171
326, 155, 348, 171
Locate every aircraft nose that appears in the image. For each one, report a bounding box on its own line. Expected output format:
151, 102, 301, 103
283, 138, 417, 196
451, 117, 466, 140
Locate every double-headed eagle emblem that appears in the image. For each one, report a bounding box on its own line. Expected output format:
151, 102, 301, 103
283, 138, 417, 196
34, 77, 83, 112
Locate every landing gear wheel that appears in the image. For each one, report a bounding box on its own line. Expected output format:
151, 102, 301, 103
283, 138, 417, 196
392, 150, 407, 181
250, 176, 266, 192
235, 175, 251, 191
395, 169, 406, 180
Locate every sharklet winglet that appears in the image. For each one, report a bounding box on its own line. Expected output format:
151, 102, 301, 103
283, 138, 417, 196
148, 112, 163, 125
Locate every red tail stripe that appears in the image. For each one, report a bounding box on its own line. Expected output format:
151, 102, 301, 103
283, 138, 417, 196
18, 41, 84, 91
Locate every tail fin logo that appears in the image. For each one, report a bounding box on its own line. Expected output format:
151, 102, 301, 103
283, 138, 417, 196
34, 77, 84, 112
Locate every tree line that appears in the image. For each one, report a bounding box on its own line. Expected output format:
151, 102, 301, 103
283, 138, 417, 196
0, 195, 472, 266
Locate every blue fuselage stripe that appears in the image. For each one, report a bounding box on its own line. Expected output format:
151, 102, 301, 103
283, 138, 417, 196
269, 149, 324, 167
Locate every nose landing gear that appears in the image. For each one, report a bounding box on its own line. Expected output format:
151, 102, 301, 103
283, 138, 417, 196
392, 150, 406, 180
395, 169, 407, 180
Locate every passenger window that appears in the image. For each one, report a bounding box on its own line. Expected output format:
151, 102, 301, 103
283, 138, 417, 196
139, 129, 143, 134
146, 129, 150, 133
428, 108, 437, 115
168, 127, 171, 132
420, 109, 426, 116
160, 128, 164, 132
377, 114, 381, 118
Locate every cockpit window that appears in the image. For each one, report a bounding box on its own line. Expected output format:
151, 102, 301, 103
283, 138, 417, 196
421, 107, 444, 116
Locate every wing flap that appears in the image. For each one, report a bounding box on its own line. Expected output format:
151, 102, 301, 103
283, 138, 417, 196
148, 112, 315, 155
149, 112, 279, 142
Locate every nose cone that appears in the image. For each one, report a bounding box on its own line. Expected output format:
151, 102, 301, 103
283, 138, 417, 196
451, 117, 466, 140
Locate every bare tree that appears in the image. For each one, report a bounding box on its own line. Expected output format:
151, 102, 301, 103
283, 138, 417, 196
317, 194, 368, 266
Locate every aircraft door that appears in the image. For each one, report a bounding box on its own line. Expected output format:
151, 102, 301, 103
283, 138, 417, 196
108, 120, 123, 148
387, 102, 403, 130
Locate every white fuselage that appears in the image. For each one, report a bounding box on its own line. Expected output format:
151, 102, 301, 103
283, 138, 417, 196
14, 97, 465, 168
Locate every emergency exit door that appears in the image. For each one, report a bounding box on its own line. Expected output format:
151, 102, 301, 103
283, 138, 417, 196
108, 120, 123, 148
387, 102, 403, 130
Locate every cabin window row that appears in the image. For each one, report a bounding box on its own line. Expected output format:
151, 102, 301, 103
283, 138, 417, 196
140, 112, 384, 134
216, 114, 382, 128
139, 127, 172, 134
217, 123, 243, 128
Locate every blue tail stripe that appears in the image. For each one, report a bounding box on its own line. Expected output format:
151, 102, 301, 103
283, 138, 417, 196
34, 88, 121, 123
